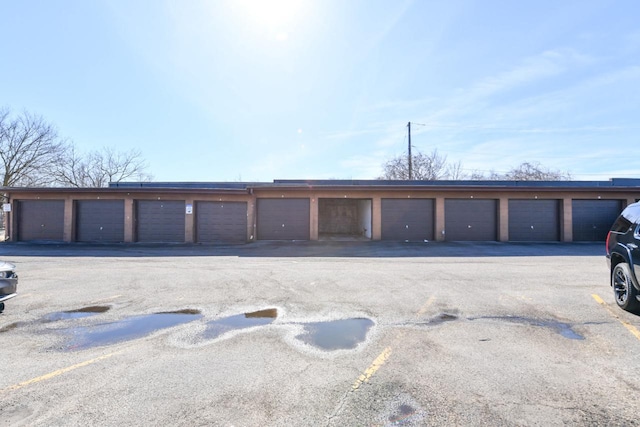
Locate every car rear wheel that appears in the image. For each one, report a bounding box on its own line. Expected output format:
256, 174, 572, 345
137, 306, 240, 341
612, 263, 640, 312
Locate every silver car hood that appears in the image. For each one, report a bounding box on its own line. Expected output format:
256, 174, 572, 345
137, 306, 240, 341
0, 261, 16, 271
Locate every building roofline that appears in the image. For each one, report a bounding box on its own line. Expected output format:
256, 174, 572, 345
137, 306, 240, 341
271, 178, 640, 188
1, 186, 250, 195
3, 177, 639, 194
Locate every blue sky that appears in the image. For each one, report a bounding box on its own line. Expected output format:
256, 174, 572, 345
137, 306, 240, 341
2, 0, 639, 182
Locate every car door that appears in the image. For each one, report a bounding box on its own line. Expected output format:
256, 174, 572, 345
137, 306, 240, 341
632, 223, 640, 281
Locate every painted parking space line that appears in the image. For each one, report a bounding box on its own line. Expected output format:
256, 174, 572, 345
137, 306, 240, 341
350, 295, 437, 392
592, 294, 640, 341
0, 352, 121, 394
352, 347, 392, 391
416, 295, 437, 317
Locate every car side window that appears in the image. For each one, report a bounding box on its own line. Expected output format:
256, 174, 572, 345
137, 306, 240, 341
611, 214, 632, 233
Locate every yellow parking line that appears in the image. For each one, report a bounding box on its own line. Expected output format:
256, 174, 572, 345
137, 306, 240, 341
592, 294, 640, 341
352, 347, 392, 391
0, 352, 121, 393
416, 295, 436, 317
351, 295, 436, 391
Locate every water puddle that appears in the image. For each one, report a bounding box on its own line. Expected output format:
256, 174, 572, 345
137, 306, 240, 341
295, 318, 374, 351
470, 316, 585, 340
60, 309, 203, 350
45, 306, 111, 322
8, 306, 377, 354
203, 308, 278, 340
1, 306, 111, 334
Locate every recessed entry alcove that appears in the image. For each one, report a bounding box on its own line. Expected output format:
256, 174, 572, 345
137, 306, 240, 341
318, 198, 372, 241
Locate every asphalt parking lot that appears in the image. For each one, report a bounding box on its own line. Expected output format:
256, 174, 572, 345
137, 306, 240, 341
1, 241, 639, 426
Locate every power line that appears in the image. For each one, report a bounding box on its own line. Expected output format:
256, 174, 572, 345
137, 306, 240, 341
405, 122, 637, 133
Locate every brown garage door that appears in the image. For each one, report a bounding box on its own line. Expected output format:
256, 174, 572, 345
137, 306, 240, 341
445, 199, 497, 241
136, 200, 185, 243
572, 199, 623, 242
196, 201, 247, 243
257, 198, 310, 240
508, 199, 560, 242
17, 200, 65, 242
381, 199, 434, 241
76, 200, 125, 243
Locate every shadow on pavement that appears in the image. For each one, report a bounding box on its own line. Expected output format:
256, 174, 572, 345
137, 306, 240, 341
0, 241, 604, 258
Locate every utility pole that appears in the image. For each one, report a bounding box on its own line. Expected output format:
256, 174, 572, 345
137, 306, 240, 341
407, 121, 412, 180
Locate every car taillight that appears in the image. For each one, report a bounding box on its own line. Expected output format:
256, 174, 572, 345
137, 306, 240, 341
605, 231, 611, 255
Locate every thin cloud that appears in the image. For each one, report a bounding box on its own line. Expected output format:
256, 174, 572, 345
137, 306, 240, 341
340, 151, 391, 178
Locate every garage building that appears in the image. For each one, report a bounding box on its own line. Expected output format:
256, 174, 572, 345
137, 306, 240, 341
3, 178, 639, 244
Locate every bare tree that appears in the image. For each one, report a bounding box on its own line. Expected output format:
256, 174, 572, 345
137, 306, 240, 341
504, 161, 571, 181
447, 160, 466, 180
0, 108, 67, 239
379, 149, 452, 180
379, 147, 572, 182
472, 161, 572, 181
54, 145, 153, 187
0, 108, 66, 187
470, 169, 503, 180
52, 144, 89, 188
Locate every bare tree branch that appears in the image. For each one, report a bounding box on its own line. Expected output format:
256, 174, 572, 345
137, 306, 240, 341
379, 147, 571, 182
473, 161, 572, 181
53, 144, 153, 187
447, 160, 465, 180
0, 107, 66, 187
379, 149, 459, 180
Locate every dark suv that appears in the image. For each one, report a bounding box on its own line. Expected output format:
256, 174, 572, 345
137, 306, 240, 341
606, 201, 640, 313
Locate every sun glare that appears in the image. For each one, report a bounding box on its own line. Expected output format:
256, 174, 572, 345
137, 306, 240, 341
234, 0, 309, 40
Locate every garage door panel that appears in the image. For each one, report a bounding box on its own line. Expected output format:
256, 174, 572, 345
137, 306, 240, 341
509, 199, 560, 242
136, 200, 185, 243
445, 199, 497, 241
196, 201, 247, 243
18, 200, 65, 241
573, 200, 623, 242
257, 199, 310, 240
381, 199, 434, 241
76, 200, 125, 243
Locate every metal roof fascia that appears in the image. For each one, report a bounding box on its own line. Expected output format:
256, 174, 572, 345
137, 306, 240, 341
1, 187, 250, 195
247, 183, 631, 192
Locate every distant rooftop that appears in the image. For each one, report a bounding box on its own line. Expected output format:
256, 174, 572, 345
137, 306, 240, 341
107, 178, 640, 190
108, 181, 255, 190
